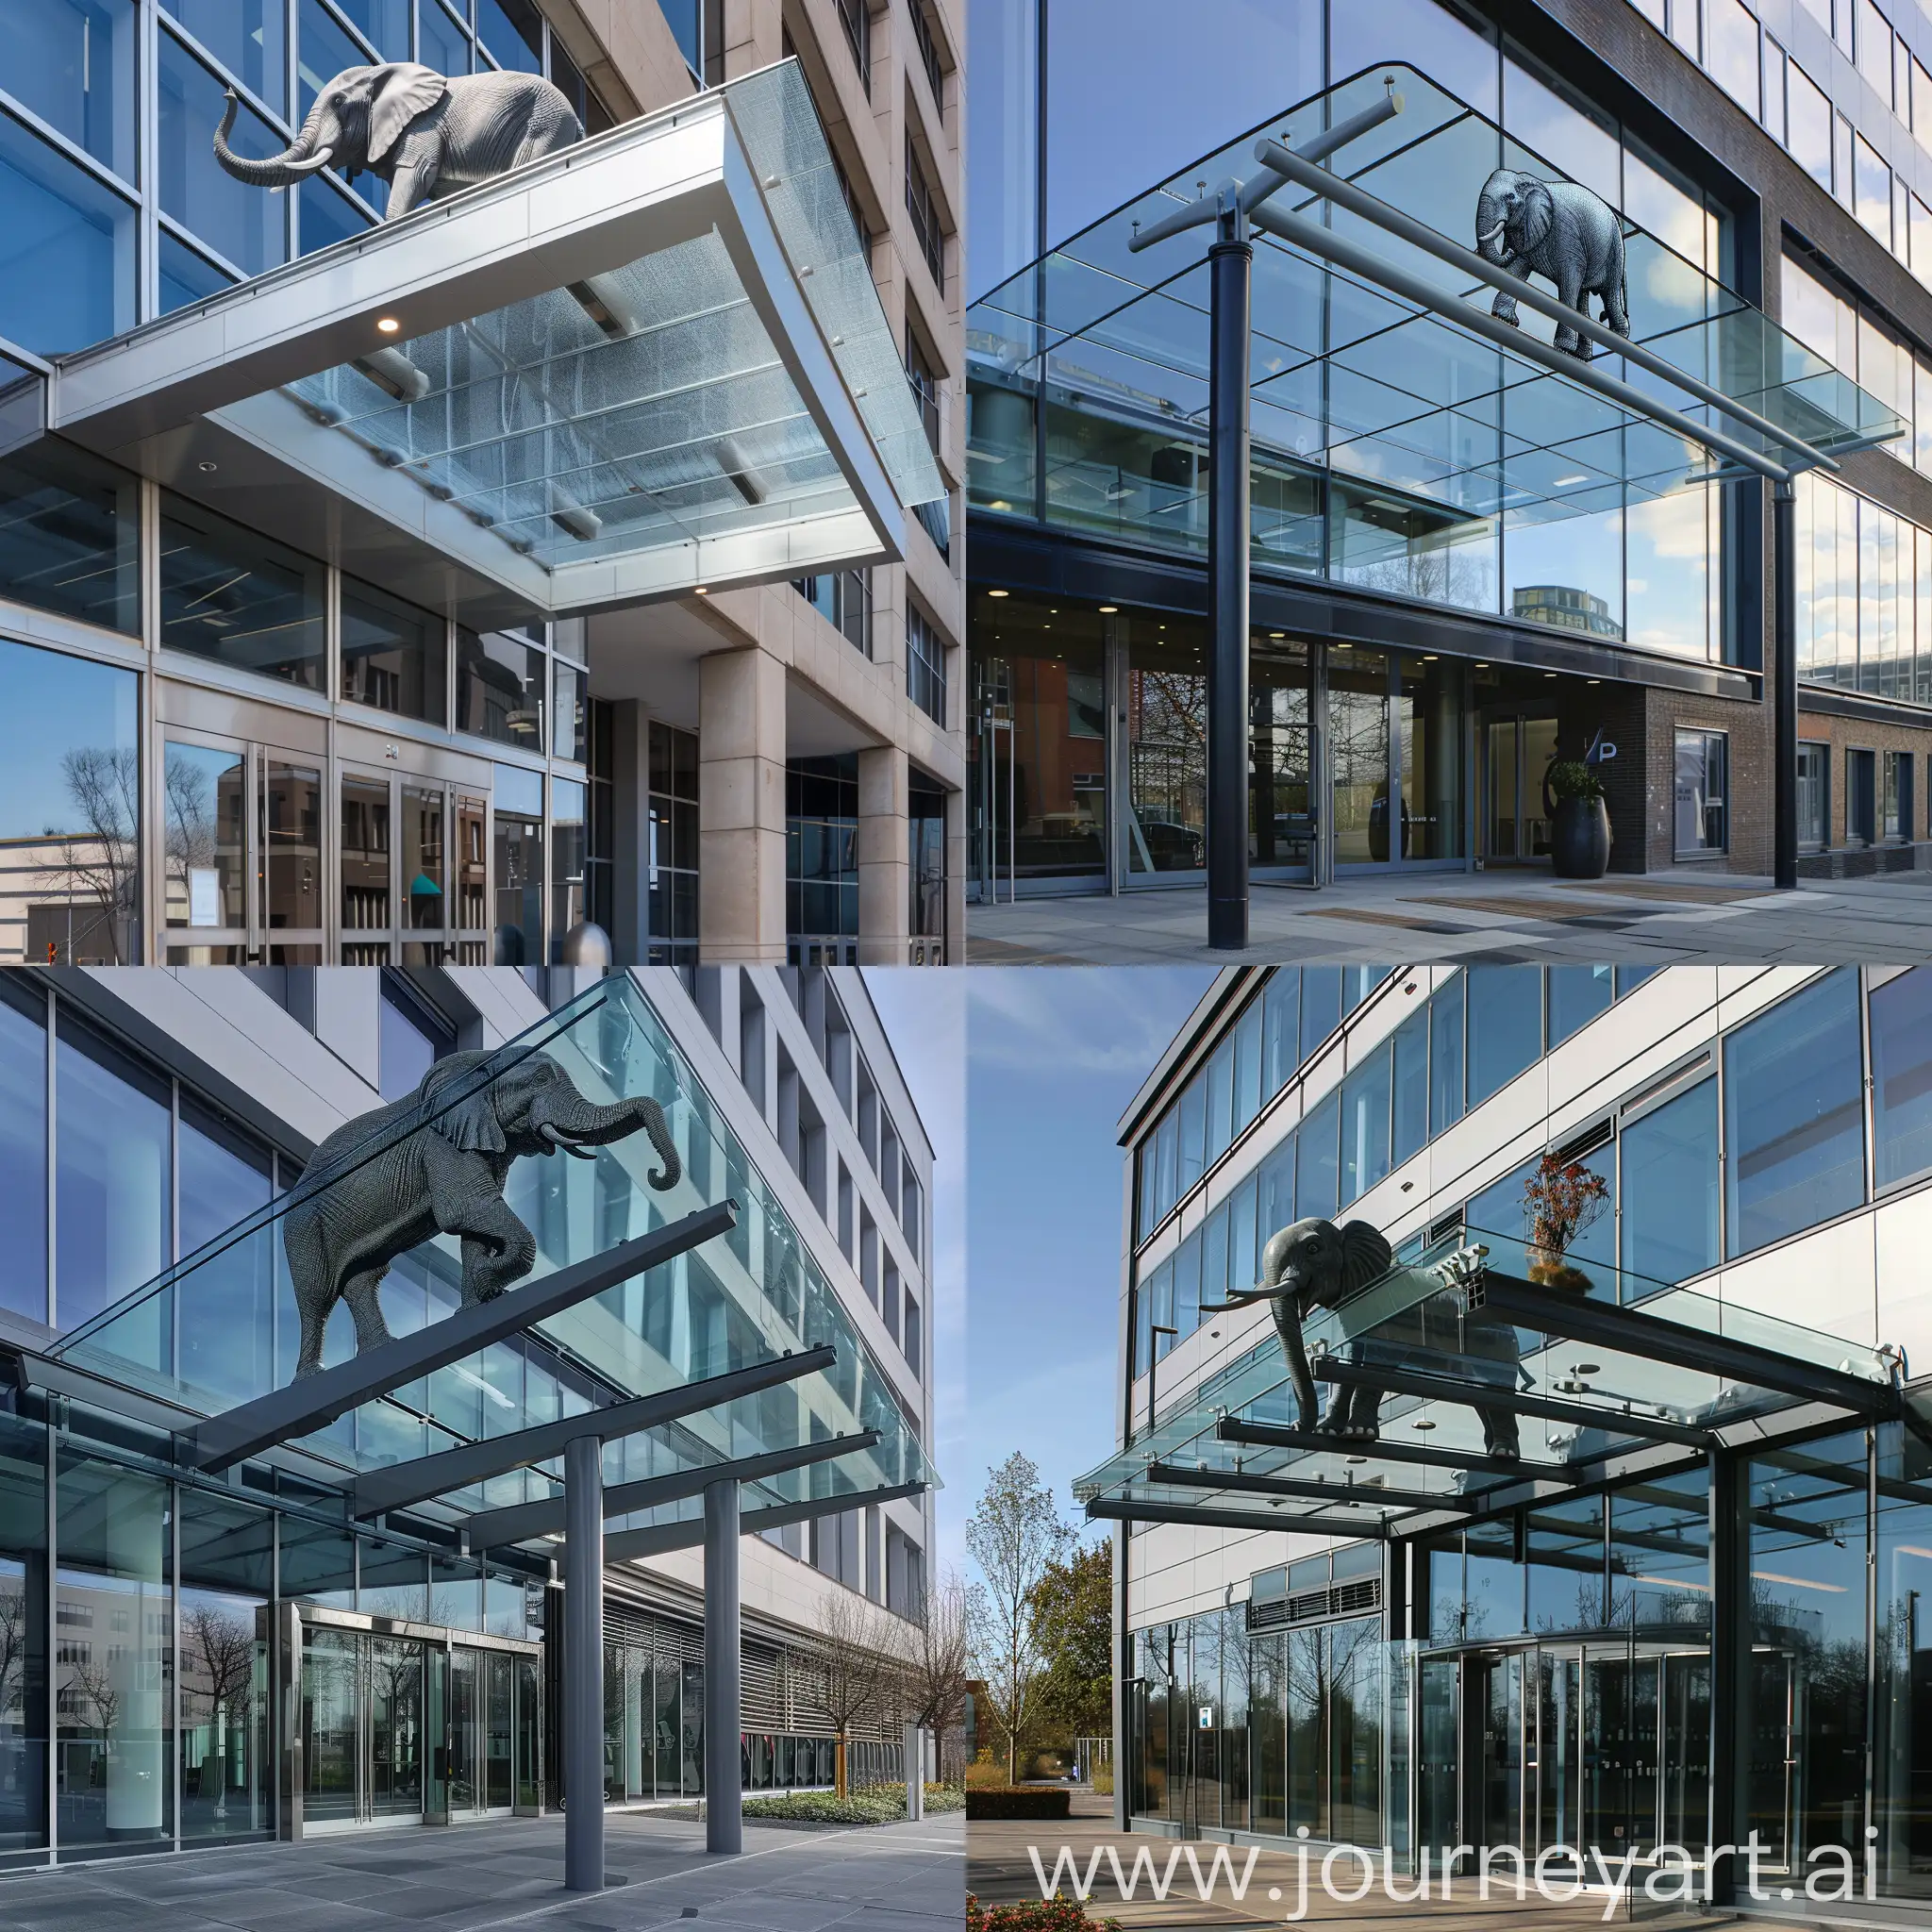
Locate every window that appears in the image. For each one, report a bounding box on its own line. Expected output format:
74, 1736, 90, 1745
56, 1012, 171, 1329
1674, 729, 1728, 854
1707, 0, 1760, 113
1885, 750, 1912, 841
1871, 967, 1932, 1189
1339, 1044, 1391, 1207
908, 0, 944, 103
418, 0, 471, 77
1788, 62, 1832, 190
1428, 971, 1465, 1135
907, 604, 946, 727
159, 228, 232, 311
836, 0, 870, 92
1621, 1078, 1720, 1288
0, 639, 141, 965
329, 0, 410, 58
1466, 966, 1541, 1107
648, 722, 698, 965
1724, 969, 1865, 1257
159, 497, 326, 690
455, 629, 545, 747
2, 0, 136, 177
907, 326, 942, 455
0, 982, 45, 1323
341, 579, 447, 725
1858, 0, 1894, 100
1798, 740, 1830, 848
477, 0, 542, 73
158, 27, 287, 277
1856, 133, 1893, 245
553, 659, 585, 764
1391, 1007, 1427, 1166
0, 109, 136, 354
1295, 1091, 1340, 1224
905, 129, 943, 287
1547, 966, 1613, 1047
662, 0, 701, 74
377, 978, 448, 1101
1263, 969, 1299, 1093
550, 777, 586, 958
787, 755, 858, 964
1176, 1070, 1207, 1196
1300, 966, 1342, 1056
910, 769, 944, 944
1848, 745, 1878, 845
793, 568, 873, 656
0, 441, 139, 635
492, 763, 543, 966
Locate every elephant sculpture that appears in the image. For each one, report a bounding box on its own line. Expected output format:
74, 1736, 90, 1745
1474, 166, 1629, 359
1209, 1215, 1522, 1459
281, 1048, 680, 1377
214, 62, 582, 222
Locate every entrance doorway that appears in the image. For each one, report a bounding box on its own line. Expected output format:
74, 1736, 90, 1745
1480, 713, 1560, 865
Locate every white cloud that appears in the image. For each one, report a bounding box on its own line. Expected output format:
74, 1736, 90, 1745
968, 966, 1215, 1078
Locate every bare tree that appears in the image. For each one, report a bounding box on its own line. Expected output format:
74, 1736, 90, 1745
906, 1568, 969, 1778
71, 1656, 119, 1746
183, 1604, 256, 1817
39, 746, 140, 963
0, 1578, 25, 1724
966, 1451, 1073, 1785
809, 1589, 908, 1797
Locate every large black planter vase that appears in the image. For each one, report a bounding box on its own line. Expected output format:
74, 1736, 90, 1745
1552, 794, 1611, 878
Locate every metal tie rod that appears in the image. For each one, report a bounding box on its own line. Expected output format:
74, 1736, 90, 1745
1127, 85, 1406, 254
1147, 1458, 1474, 1514
459, 1427, 882, 1548
603, 1479, 927, 1563
1085, 1495, 1387, 1539
1247, 197, 1792, 485
349, 1342, 837, 1520
185, 1200, 739, 1474
1248, 133, 1838, 474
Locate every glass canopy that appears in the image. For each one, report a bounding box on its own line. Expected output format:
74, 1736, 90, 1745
1077, 1223, 1900, 1539
52, 974, 934, 1546
969, 62, 1901, 564
44, 61, 941, 625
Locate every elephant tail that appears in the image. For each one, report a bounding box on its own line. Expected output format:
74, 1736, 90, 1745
639, 1098, 682, 1191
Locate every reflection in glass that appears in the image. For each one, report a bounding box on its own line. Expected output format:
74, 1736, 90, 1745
263, 763, 323, 936
178, 1489, 272, 1842
0, 444, 141, 636
176, 1101, 275, 1407
370, 1637, 424, 1818
157, 28, 287, 277
551, 778, 587, 958
1621, 1078, 1718, 1286
0, 988, 45, 1324
0, 1413, 47, 1856
164, 742, 246, 933
403, 786, 446, 935
1127, 624, 1206, 873
1328, 650, 1390, 865
0, 111, 137, 353
159, 499, 326, 690
1250, 639, 1312, 872
56, 1455, 172, 1850
493, 774, 543, 967
341, 581, 447, 726
303, 1628, 358, 1823
456, 630, 546, 748
1397, 655, 1464, 859
341, 774, 391, 959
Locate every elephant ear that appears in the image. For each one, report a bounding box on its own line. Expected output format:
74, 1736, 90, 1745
421, 1054, 506, 1156
1520, 178, 1555, 255
368, 62, 447, 165
1338, 1220, 1393, 1294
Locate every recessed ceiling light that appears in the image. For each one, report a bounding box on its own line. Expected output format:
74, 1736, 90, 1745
197, 459, 217, 474
1475, 661, 1490, 669
1544, 672, 1557, 678
1269, 630, 1285, 640
375, 316, 401, 334
1422, 654, 1438, 660
1099, 604, 1119, 614
988, 589, 1009, 598
694, 586, 708, 595
1412, 1419, 1436, 1431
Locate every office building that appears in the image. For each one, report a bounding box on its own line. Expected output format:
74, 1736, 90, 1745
0, 961, 937, 1863
1091, 962, 1932, 1897
966, 0, 1932, 895
0, 0, 965, 967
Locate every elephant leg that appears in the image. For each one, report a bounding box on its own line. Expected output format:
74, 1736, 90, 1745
1602, 264, 1630, 338
459, 1213, 536, 1305
1270, 1302, 1323, 1433
293, 1282, 329, 1380
1344, 1383, 1384, 1440
1490, 289, 1521, 326
341, 1271, 393, 1357
1554, 265, 1588, 357
1479, 1403, 1521, 1460
384, 152, 441, 220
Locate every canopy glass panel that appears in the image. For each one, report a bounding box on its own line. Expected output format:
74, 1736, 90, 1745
281, 61, 941, 575
51, 974, 933, 1540
1078, 1224, 1895, 1538
969, 62, 1899, 562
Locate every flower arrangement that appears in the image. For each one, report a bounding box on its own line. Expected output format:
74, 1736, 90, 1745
1520, 1152, 1609, 1291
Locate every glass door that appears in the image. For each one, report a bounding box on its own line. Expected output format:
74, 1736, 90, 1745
340, 769, 491, 966
368, 1637, 423, 1819
1534, 1649, 1580, 1857
1480, 713, 1559, 865
1418, 1656, 1460, 1852
1327, 647, 1392, 868
449, 1646, 479, 1814
1251, 637, 1313, 879
1472, 1653, 1523, 1856
485, 1652, 513, 1812
302, 1629, 360, 1825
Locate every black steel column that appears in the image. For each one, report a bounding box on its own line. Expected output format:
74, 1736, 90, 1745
1707, 1448, 1752, 1905
1207, 222, 1253, 951
703, 1476, 742, 1855
1774, 475, 1798, 891
563, 1433, 604, 1891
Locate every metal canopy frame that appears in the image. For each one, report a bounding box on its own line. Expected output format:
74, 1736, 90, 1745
349, 1341, 837, 1519
461, 1425, 880, 1548
184, 1201, 741, 1473
1147, 1458, 1476, 1513
604, 1476, 928, 1561
34, 60, 941, 627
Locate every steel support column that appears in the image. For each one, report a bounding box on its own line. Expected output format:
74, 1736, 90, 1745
704, 1476, 742, 1856
563, 1433, 604, 1892
1207, 221, 1253, 952
1774, 476, 1799, 891
1707, 1448, 1752, 1905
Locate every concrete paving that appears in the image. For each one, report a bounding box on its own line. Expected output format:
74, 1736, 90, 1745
0, 1808, 964, 1932
967, 868, 1932, 965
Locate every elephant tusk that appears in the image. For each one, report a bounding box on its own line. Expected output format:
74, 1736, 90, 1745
537, 1122, 598, 1159
285, 146, 335, 175
1476, 219, 1507, 246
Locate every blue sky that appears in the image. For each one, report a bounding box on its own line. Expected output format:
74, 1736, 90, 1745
963, 969, 1215, 1553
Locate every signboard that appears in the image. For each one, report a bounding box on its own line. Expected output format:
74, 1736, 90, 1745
189, 869, 221, 928
1197, 1705, 1213, 1730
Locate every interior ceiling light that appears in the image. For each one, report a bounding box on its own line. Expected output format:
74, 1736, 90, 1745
988, 589, 1009, 598
375, 316, 401, 334
1099, 604, 1118, 613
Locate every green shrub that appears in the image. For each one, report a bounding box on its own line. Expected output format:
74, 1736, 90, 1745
964, 1787, 1072, 1820
1546, 759, 1604, 802
739, 1783, 966, 1826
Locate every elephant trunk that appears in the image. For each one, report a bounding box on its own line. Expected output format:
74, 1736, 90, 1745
213, 89, 335, 186
544, 1092, 682, 1191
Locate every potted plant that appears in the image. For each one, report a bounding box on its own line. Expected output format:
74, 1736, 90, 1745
1546, 758, 1611, 878
1521, 1153, 1610, 1293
